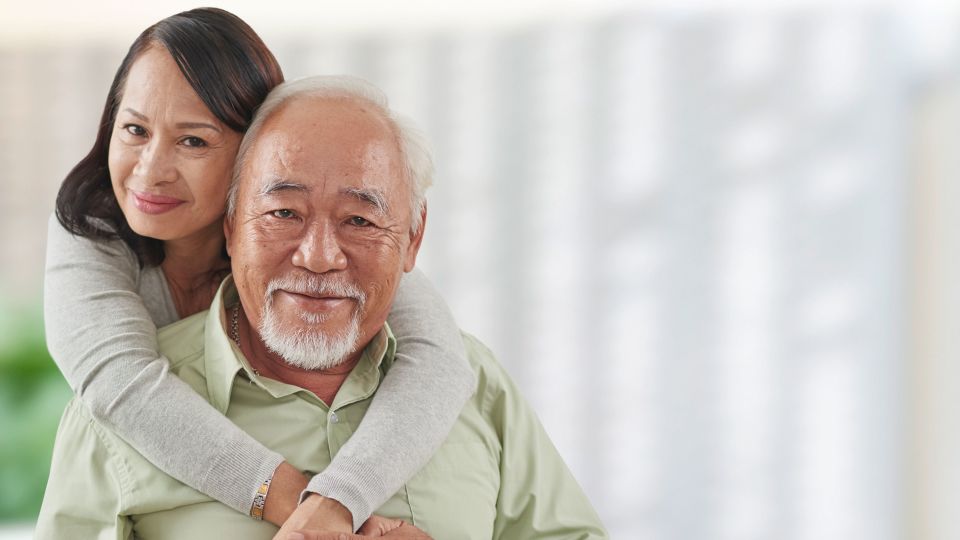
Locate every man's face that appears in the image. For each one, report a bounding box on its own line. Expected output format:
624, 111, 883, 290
226, 96, 424, 369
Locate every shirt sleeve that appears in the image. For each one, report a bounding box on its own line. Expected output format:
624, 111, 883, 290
305, 267, 478, 530
43, 215, 283, 515
34, 399, 132, 540
473, 337, 609, 540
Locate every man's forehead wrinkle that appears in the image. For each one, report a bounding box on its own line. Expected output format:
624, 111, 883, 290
275, 139, 303, 171
250, 131, 311, 197
361, 137, 396, 166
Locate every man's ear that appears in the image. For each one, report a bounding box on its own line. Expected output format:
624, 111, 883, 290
403, 206, 427, 272
223, 212, 234, 257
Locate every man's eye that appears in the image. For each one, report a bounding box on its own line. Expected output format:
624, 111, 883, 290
348, 216, 372, 227
271, 209, 296, 219
123, 124, 146, 137
181, 136, 207, 148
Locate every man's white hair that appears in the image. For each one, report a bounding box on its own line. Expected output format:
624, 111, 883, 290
227, 75, 434, 234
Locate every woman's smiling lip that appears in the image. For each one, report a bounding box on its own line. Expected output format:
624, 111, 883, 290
130, 189, 186, 215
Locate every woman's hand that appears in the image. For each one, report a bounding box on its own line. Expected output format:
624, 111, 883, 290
282, 517, 431, 539
261, 463, 324, 527
272, 493, 353, 539
355, 515, 414, 536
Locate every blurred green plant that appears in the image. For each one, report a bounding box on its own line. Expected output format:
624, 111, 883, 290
0, 308, 71, 522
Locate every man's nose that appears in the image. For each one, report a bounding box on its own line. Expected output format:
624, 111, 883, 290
291, 221, 348, 274
132, 139, 177, 185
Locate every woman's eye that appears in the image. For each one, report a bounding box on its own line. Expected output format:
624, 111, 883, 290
348, 216, 372, 227
271, 209, 296, 219
181, 136, 207, 148
123, 124, 146, 137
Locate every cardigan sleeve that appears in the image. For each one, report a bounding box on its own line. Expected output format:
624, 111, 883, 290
43, 214, 283, 514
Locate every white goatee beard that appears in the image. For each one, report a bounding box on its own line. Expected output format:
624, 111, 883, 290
258, 274, 365, 371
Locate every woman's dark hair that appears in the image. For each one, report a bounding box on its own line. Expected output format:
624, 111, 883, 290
55, 7, 284, 267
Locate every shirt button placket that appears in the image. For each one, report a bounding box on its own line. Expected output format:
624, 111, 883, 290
327, 410, 343, 456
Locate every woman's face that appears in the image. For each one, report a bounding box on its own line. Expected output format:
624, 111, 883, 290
109, 46, 242, 244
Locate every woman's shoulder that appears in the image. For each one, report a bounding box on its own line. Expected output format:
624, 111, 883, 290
46, 212, 140, 270
45, 212, 178, 327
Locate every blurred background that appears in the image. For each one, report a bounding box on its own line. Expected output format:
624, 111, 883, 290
2, 0, 960, 539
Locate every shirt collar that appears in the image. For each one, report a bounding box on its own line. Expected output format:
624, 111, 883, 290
204, 276, 397, 414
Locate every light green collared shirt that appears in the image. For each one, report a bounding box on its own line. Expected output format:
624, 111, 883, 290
36, 279, 607, 540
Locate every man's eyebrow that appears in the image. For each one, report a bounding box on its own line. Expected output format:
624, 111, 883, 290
342, 187, 388, 216
120, 108, 221, 133
259, 179, 309, 197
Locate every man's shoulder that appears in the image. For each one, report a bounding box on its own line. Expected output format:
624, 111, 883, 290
459, 331, 519, 405
459, 331, 497, 367
157, 309, 208, 370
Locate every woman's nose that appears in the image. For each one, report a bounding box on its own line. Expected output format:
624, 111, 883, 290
132, 140, 177, 185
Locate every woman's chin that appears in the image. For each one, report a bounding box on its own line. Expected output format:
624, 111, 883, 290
124, 215, 178, 241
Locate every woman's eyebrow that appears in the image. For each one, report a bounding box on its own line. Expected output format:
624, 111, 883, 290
119, 107, 221, 132
122, 107, 149, 121
174, 121, 222, 133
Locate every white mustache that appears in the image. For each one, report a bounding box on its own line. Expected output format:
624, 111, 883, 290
266, 274, 366, 304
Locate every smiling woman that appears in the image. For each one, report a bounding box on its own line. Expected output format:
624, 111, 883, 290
55, 8, 282, 268
108, 46, 241, 244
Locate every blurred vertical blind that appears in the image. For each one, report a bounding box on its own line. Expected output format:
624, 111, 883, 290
0, 9, 930, 540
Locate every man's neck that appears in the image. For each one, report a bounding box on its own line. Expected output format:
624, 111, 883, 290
233, 303, 362, 406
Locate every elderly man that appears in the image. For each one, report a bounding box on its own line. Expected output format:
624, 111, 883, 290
35, 76, 607, 539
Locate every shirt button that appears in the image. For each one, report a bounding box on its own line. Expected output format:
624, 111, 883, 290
330, 412, 339, 424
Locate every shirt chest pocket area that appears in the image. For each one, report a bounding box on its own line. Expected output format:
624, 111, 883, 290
403, 442, 500, 539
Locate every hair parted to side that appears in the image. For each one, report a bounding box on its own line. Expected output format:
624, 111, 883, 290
54, 7, 283, 267
227, 75, 434, 234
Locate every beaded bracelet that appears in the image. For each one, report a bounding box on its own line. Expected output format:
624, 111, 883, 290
250, 478, 272, 520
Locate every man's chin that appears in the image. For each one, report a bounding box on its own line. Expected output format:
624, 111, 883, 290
287, 314, 353, 333
279, 352, 350, 372
262, 329, 359, 371
260, 310, 361, 372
